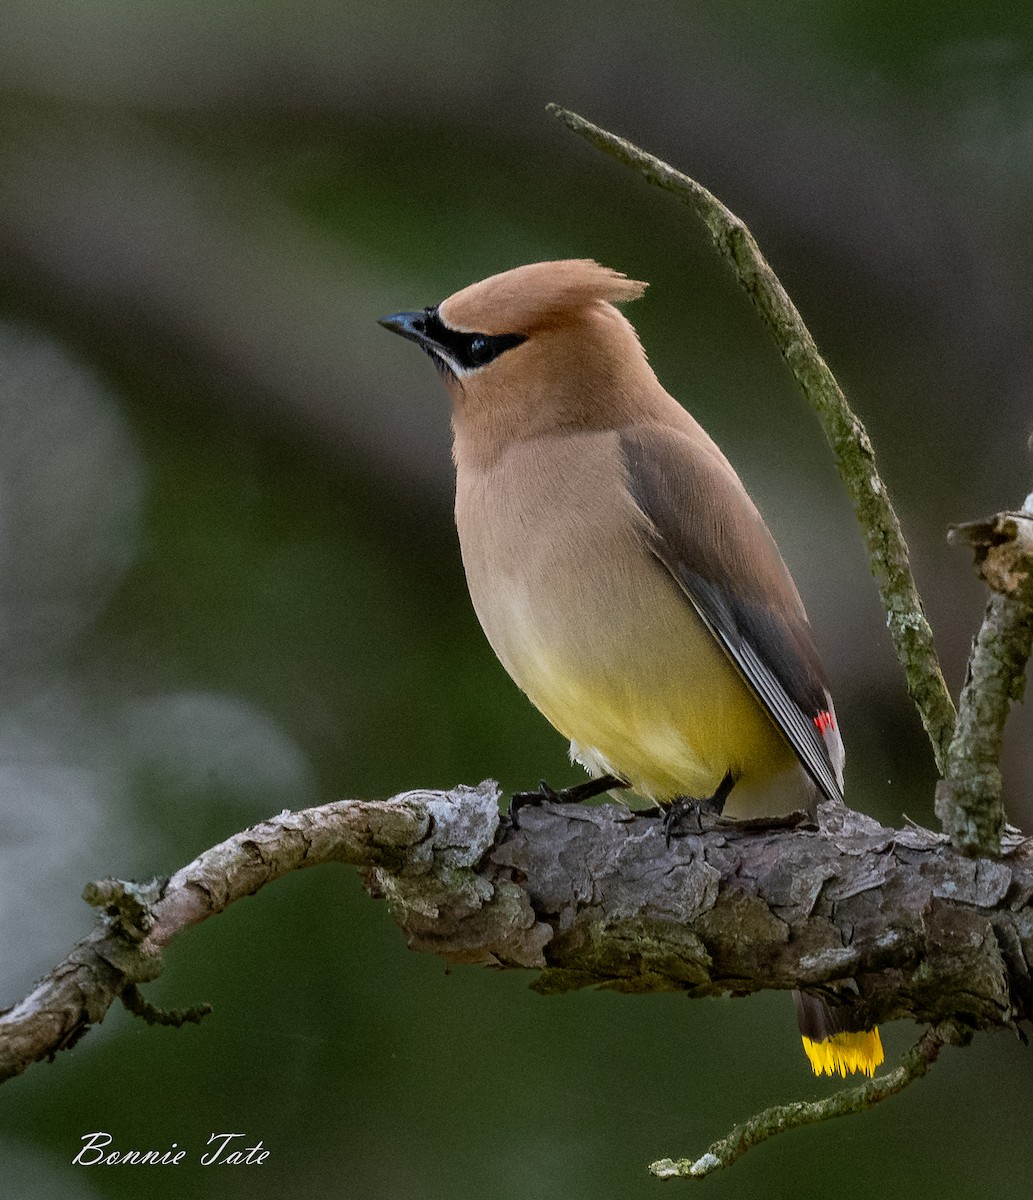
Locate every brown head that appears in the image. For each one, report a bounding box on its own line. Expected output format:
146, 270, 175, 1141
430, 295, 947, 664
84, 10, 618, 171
379, 260, 658, 460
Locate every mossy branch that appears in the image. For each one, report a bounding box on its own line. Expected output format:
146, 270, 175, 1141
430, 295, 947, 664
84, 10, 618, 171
650, 1025, 957, 1181
937, 496, 1033, 854
546, 102, 957, 774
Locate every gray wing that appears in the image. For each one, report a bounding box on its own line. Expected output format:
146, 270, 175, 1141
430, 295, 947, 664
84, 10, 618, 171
620, 426, 844, 802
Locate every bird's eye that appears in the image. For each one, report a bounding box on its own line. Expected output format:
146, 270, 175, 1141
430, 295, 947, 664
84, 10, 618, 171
468, 336, 492, 366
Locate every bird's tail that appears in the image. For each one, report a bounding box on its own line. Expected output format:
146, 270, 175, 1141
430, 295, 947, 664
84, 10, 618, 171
793, 991, 884, 1078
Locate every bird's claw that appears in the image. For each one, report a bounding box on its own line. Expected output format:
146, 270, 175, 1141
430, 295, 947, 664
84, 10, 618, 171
509, 774, 627, 829
663, 772, 736, 846
663, 798, 708, 846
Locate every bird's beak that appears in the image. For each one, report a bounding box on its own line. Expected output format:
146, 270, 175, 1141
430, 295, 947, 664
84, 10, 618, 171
378, 310, 438, 354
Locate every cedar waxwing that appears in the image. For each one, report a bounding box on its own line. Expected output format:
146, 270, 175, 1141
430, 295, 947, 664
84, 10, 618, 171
380, 259, 883, 1078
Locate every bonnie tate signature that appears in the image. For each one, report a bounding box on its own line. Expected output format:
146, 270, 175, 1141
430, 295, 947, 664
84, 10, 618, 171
73, 1132, 269, 1166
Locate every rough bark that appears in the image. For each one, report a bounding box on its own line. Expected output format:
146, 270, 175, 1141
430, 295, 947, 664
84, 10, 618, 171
6, 782, 1031, 1085
387, 789, 1033, 1039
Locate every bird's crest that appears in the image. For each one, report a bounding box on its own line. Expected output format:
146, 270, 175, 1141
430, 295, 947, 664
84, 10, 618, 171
440, 260, 647, 335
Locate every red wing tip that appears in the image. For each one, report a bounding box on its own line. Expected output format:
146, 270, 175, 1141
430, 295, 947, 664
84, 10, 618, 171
813, 710, 835, 735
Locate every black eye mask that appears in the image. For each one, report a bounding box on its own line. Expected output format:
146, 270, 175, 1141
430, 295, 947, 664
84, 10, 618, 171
415, 306, 526, 372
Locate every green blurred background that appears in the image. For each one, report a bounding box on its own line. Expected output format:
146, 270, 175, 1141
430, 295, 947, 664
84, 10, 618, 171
2, 2, 1032, 1197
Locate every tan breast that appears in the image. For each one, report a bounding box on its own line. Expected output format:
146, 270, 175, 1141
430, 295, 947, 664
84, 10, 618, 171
454, 430, 800, 809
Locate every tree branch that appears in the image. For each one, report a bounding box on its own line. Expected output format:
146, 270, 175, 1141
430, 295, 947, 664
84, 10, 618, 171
936, 497, 1033, 856
545, 102, 957, 774
5, 788, 1032, 1102
0, 790, 440, 1083
649, 1024, 957, 1180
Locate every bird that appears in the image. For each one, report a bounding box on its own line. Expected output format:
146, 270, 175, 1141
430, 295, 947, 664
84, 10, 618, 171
379, 258, 883, 1078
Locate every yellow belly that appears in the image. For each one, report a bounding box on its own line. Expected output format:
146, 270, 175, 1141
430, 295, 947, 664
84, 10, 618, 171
513, 614, 800, 810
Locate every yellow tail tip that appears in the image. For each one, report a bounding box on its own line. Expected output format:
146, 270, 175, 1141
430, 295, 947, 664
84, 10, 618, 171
802, 1028, 884, 1078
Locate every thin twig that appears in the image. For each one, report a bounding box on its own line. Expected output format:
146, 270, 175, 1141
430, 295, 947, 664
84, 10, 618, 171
121, 984, 212, 1028
546, 103, 957, 772
937, 495, 1033, 854
649, 1027, 952, 1181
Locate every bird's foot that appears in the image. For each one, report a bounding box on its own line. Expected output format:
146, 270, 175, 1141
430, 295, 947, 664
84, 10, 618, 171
509, 774, 627, 829
663, 771, 735, 847
662, 798, 710, 845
